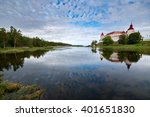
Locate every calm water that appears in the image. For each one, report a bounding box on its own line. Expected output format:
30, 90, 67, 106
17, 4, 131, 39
1, 47, 150, 99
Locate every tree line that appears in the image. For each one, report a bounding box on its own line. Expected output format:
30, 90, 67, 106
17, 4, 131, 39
0, 26, 71, 48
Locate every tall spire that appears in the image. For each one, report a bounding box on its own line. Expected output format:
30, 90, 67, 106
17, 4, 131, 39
128, 22, 134, 30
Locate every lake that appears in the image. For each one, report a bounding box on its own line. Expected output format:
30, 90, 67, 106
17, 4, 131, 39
1, 47, 150, 99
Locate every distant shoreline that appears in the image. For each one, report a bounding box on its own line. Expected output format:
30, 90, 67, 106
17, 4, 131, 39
0, 45, 88, 53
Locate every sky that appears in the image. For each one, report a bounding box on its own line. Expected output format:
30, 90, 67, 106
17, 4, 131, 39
0, 0, 150, 45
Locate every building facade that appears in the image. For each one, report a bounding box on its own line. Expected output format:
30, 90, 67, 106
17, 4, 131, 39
100, 23, 135, 42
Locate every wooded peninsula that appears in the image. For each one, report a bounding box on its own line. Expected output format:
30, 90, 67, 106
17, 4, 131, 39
0, 26, 71, 52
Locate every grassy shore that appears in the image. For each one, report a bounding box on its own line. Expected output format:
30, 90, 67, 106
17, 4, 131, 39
0, 47, 54, 53
0, 75, 44, 100
98, 40, 150, 54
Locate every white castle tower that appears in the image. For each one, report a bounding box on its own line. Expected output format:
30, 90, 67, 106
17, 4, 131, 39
127, 23, 135, 35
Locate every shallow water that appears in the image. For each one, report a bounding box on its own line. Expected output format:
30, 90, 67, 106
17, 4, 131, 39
1, 47, 150, 99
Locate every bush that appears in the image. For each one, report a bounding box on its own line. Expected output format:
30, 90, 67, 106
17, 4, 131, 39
128, 32, 142, 44
118, 34, 128, 44
102, 36, 114, 45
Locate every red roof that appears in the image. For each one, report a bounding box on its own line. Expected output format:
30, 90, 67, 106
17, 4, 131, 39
101, 23, 134, 37
106, 31, 126, 36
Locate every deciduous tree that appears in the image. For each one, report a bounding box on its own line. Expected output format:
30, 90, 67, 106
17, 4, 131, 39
102, 36, 114, 45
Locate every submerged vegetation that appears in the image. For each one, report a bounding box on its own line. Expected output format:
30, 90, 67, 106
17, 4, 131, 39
0, 75, 43, 100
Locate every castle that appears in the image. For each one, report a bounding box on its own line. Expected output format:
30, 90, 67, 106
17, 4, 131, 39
100, 23, 135, 42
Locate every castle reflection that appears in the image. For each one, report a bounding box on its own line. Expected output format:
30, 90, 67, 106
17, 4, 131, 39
98, 48, 142, 70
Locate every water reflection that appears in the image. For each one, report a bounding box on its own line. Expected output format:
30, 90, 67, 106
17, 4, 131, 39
0, 50, 48, 71
2, 47, 150, 100
98, 48, 142, 70
91, 47, 97, 53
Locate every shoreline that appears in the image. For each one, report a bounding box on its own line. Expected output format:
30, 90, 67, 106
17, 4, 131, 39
97, 40, 150, 55
0, 75, 43, 100
0, 47, 54, 53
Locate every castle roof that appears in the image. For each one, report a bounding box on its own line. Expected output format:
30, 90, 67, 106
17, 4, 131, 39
106, 31, 126, 36
128, 23, 134, 30
101, 32, 104, 36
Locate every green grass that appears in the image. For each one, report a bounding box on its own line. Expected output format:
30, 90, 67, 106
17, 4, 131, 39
0, 75, 44, 100
98, 40, 150, 55
0, 47, 54, 53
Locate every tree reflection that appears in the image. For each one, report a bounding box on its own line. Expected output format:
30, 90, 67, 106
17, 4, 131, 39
100, 48, 113, 60
0, 50, 49, 71
99, 49, 142, 70
91, 47, 97, 53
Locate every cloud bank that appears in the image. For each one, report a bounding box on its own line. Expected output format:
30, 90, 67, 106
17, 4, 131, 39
0, 0, 150, 45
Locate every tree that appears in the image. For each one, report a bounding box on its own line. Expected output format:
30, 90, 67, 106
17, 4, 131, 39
91, 40, 97, 48
0, 28, 7, 48
102, 36, 114, 45
9, 26, 22, 48
128, 32, 142, 44
15, 29, 21, 47
9, 26, 16, 47
13, 29, 21, 48
118, 34, 128, 44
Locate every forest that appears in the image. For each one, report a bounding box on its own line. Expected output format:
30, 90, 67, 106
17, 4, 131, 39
0, 26, 71, 48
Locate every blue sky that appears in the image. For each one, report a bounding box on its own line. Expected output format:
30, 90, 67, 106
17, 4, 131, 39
0, 0, 150, 45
